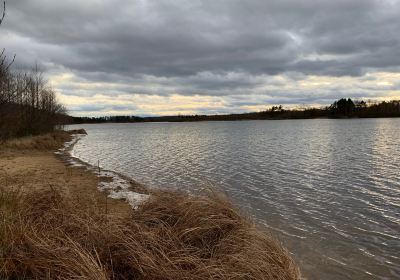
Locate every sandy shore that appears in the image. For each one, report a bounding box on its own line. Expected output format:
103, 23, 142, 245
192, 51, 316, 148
0, 131, 302, 279
0, 132, 131, 215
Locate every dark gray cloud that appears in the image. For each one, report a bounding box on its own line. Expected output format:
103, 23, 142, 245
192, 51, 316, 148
1, 0, 400, 116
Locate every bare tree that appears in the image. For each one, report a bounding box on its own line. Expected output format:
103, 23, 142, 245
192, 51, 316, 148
0, 1, 5, 26
0, 2, 15, 70
0, 1, 67, 140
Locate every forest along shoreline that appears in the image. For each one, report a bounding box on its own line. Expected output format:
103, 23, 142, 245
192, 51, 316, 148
0, 130, 302, 280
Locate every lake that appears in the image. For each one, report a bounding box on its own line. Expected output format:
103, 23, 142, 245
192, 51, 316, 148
69, 119, 400, 280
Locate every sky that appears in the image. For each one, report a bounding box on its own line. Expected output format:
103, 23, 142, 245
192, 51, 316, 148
1, 0, 400, 117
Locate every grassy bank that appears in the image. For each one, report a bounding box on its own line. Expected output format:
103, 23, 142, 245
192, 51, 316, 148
0, 129, 85, 150
0, 132, 302, 279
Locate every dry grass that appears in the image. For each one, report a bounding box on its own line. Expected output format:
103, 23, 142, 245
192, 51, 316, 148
0, 129, 86, 150
0, 131, 70, 150
0, 186, 301, 280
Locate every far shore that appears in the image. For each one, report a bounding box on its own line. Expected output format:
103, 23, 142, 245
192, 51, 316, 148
70, 99, 400, 125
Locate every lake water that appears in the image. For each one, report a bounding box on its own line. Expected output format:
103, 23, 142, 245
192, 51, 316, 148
69, 119, 400, 280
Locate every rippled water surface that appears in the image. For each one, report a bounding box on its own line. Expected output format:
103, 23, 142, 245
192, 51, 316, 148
69, 119, 400, 280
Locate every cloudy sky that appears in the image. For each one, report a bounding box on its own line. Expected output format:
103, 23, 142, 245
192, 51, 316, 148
1, 0, 400, 116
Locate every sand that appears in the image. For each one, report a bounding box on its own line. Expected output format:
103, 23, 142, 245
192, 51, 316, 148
0, 132, 303, 280
0, 136, 131, 215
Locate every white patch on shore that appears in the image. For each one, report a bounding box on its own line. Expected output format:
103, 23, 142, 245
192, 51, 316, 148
57, 133, 149, 209
97, 170, 150, 209
55, 134, 83, 155
108, 188, 149, 209
55, 133, 87, 167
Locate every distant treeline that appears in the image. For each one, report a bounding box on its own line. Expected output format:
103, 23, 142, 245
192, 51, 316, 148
71, 98, 400, 124
0, 2, 67, 140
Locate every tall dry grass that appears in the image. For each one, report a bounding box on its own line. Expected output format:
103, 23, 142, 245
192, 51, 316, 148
0, 129, 86, 150
0, 185, 301, 280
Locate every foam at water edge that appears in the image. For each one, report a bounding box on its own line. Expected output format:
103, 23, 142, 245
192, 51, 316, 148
56, 133, 149, 209
97, 170, 150, 209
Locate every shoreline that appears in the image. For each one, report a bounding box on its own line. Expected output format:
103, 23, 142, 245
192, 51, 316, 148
0, 131, 131, 215
0, 130, 150, 210
56, 132, 150, 208
71, 115, 400, 126
70, 99, 400, 125
0, 130, 302, 279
